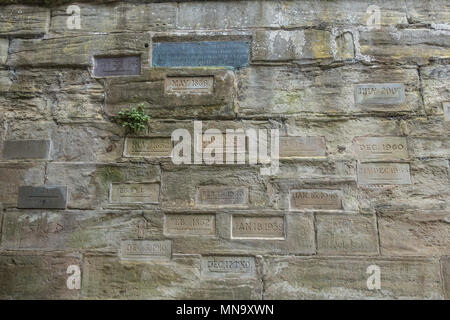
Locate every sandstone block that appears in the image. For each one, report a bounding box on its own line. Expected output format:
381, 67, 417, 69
0, 252, 82, 299
8, 33, 151, 68
50, 3, 177, 34
105, 68, 235, 119
0, 5, 49, 37
0, 162, 45, 207
316, 214, 379, 255
263, 256, 443, 299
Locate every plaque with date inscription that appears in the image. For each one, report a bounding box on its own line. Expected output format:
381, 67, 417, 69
94, 56, 141, 77
152, 41, 250, 68
355, 83, 405, 105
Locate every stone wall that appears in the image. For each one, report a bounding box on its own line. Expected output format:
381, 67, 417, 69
0, 0, 449, 299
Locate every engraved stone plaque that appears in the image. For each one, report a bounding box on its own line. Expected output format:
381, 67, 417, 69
444, 102, 450, 122
196, 186, 248, 207
18, 186, 67, 209
3, 140, 51, 160
290, 190, 342, 210
124, 137, 172, 157
152, 41, 250, 68
119, 240, 171, 261
357, 163, 411, 185
110, 183, 159, 204
353, 136, 408, 160
196, 132, 247, 156
202, 256, 256, 277
165, 213, 215, 236
279, 136, 326, 158
355, 83, 405, 105
94, 56, 141, 77
165, 76, 214, 94
232, 216, 285, 239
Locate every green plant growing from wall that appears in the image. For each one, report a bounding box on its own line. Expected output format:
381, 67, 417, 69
114, 104, 150, 133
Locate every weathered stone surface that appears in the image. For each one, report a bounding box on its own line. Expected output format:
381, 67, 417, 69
442, 257, 450, 299
1, 210, 157, 251
252, 30, 332, 61
421, 63, 450, 116
50, 3, 177, 34
0, 38, 8, 65
105, 68, 235, 119
316, 214, 379, 255
177, 1, 270, 29
2, 139, 51, 160
0, 5, 49, 37
0, 162, 45, 207
162, 210, 315, 256
406, 0, 450, 27
0, 252, 82, 299
378, 210, 450, 256
18, 185, 67, 209
273, 0, 408, 27
279, 136, 326, 158
46, 163, 160, 209
0, 69, 104, 123
334, 31, 355, 60
357, 159, 449, 212
444, 102, 450, 121
237, 65, 422, 117
359, 29, 450, 64
1, 0, 449, 300
8, 33, 151, 68
83, 254, 262, 299
161, 165, 269, 209
285, 117, 405, 161
263, 256, 444, 299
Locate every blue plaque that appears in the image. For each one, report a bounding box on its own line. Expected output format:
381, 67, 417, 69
152, 41, 250, 68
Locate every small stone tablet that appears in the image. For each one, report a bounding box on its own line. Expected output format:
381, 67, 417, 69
18, 186, 67, 209
443, 102, 450, 122
202, 256, 256, 277
290, 190, 342, 210
279, 136, 326, 158
353, 136, 408, 160
165, 213, 215, 236
94, 55, 141, 77
3, 140, 51, 160
124, 137, 172, 157
165, 76, 214, 94
357, 163, 411, 185
119, 240, 171, 261
109, 183, 160, 204
232, 215, 285, 239
196, 186, 248, 207
355, 83, 405, 105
